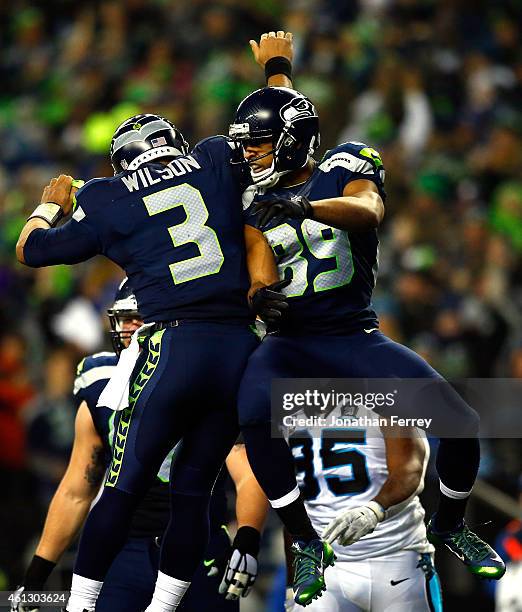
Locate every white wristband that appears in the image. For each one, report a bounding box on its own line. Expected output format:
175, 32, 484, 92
28, 202, 63, 227
367, 500, 386, 522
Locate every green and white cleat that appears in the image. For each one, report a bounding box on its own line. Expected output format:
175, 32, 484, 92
292, 539, 336, 607
427, 518, 506, 580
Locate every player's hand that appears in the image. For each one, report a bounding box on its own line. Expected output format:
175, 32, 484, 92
10, 586, 40, 612
323, 502, 385, 546
249, 279, 290, 325
252, 195, 313, 228
40, 175, 82, 217
218, 526, 261, 600
250, 31, 293, 68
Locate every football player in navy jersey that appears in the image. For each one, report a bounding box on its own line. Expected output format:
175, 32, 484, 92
14, 54, 293, 607
12, 280, 268, 612
228, 82, 506, 599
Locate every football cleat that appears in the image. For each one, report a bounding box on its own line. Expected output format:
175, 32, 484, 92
427, 518, 506, 580
292, 539, 335, 607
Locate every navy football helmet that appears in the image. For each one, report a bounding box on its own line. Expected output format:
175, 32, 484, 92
107, 278, 141, 354
229, 87, 320, 187
110, 113, 189, 174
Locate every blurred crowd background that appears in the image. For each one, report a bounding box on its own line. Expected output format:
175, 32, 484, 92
1, 0, 522, 610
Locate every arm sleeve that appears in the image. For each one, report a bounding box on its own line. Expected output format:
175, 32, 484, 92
318, 142, 386, 201
23, 218, 101, 267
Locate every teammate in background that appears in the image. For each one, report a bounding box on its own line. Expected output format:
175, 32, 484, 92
16, 33, 337, 610
284, 416, 442, 611
11, 280, 268, 612
228, 50, 505, 603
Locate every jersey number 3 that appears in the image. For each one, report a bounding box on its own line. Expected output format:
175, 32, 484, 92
143, 184, 225, 284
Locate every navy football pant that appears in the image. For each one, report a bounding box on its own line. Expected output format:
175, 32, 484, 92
75, 322, 258, 584
239, 330, 479, 503
96, 534, 238, 612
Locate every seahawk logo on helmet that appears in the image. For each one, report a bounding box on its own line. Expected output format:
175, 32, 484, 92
229, 87, 319, 188
110, 113, 189, 175
280, 97, 316, 123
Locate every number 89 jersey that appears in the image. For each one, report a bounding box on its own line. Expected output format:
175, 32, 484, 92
243, 141, 385, 335
289, 424, 433, 562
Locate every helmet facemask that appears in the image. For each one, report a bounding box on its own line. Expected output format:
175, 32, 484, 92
107, 294, 141, 355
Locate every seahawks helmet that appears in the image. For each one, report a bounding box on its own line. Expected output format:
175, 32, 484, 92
229, 87, 320, 188
110, 113, 189, 174
107, 278, 141, 354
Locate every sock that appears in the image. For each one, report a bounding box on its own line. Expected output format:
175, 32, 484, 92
144, 571, 190, 612
273, 494, 318, 544
66, 574, 103, 612
434, 437, 480, 531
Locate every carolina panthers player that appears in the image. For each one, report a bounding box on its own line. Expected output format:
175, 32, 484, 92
11, 280, 268, 612
229, 82, 505, 601
283, 413, 442, 612
16, 32, 335, 610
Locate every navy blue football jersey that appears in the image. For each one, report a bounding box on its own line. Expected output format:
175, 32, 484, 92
243, 141, 385, 335
24, 137, 252, 324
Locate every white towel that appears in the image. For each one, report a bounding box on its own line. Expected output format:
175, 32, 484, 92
97, 323, 155, 411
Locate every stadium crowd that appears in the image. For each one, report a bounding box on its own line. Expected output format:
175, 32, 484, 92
1, 1, 521, 610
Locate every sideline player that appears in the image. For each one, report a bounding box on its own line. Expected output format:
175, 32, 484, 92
228, 73, 506, 591
11, 280, 268, 612
284, 415, 443, 611
16, 33, 337, 609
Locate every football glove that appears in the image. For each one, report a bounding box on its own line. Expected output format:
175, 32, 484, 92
219, 526, 260, 600
284, 587, 297, 611
249, 279, 290, 325
10, 586, 40, 612
252, 195, 313, 228
323, 501, 385, 546
203, 525, 232, 579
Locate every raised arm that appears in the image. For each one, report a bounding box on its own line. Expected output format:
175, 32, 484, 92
16, 176, 98, 267
323, 427, 427, 546
19, 403, 105, 592
219, 443, 269, 601
250, 31, 294, 88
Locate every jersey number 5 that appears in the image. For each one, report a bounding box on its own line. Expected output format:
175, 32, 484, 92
143, 184, 225, 284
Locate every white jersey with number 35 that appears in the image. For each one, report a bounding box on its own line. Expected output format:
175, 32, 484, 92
289, 421, 433, 562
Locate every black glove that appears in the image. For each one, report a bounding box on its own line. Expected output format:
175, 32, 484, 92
252, 195, 313, 228
250, 279, 290, 325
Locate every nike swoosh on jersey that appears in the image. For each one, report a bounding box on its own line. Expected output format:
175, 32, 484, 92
203, 558, 215, 567
390, 578, 410, 586
364, 328, 379, 333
